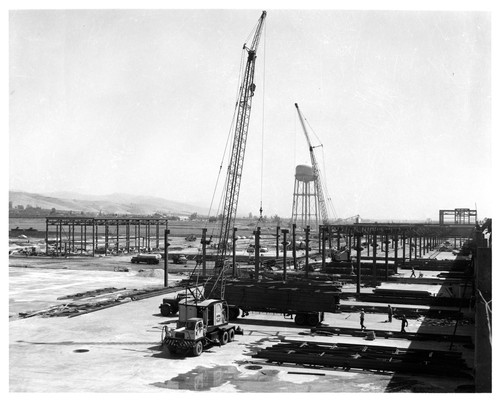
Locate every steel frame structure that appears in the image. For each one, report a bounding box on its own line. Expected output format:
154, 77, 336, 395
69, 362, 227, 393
45, 217, 168, 256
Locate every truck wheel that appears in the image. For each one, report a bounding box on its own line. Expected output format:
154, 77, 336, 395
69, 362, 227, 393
227, 328, 235, 342
160, 303, 172, 316
193, 341, 203, 356
294, 313, 306, 326
307, 313, 320, 326
220, 331, 229, 345
167, 345, 177, 354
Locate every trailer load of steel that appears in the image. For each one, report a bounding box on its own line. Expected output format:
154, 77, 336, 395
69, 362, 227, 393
204, 279, 341, 326
400, 259, 472, 271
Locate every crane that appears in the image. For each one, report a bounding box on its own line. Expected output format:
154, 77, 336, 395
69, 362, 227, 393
215, 11, 267, 272
294, 103, 331, 225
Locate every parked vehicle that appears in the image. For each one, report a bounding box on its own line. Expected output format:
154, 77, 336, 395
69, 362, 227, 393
159, 293, 192, 316
130, 254, 161, 265
172, 254, 188, 264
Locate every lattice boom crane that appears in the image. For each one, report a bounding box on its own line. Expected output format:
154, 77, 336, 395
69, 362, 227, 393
295, 102, 330, 225
216, 11, 267, 267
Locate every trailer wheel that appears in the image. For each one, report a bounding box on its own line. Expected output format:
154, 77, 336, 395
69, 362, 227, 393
160, 303, 172, 317
306, 313, 320, 326
294, 313, 306, 326
193, 341, 203, 356
220, 330, 229, 345
227, 328, 235, 342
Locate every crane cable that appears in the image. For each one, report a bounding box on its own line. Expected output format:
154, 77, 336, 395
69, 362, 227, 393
208, 16, 265, 237
207, 48, 247, 237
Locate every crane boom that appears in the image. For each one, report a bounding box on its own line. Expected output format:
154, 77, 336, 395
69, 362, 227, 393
216, 11, 267, 268
294, 103, 330, 225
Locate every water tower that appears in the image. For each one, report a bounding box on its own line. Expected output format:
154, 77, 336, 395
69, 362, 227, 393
291, 164, 319, 229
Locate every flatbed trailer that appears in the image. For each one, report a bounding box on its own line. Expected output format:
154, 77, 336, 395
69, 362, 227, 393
204, 280, 341, 326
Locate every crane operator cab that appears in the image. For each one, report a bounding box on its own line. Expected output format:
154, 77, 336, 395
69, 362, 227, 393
177, 299, 228, 331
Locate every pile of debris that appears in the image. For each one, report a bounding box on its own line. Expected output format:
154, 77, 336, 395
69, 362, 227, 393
18, 285, 187, 319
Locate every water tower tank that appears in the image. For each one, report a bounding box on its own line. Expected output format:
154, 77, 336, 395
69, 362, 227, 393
295, 164, 315, 182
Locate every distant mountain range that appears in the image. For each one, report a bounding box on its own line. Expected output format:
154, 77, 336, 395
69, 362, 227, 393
9, 191, 209, 216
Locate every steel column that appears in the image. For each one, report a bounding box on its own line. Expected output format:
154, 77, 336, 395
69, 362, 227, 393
254, 227, 261, 281
305, 226, 310, 279
355, 233, 362, 294
201, 228, 207, 276
282, 229, 289, 281
104, 223, 109, 256
321, 226, 326, 272
164, 226, 170, 287
45, 219, 49, 254
384, 232, 389, 281
275, 226, 280, 261
232, 228, 238, 277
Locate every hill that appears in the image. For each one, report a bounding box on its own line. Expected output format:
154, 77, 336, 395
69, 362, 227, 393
9, 191, 209, 216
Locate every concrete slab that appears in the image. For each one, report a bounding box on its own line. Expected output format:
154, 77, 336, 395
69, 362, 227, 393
9, 258, 475, 392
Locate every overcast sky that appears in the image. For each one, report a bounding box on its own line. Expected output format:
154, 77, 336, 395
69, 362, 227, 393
8, 6, 492, 221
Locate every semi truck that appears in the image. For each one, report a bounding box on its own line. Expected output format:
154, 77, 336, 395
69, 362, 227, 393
161, 299, 239, 356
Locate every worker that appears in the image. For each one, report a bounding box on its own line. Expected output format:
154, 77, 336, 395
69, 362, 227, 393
410, 267, 416, 278
359, 309, 366, 330
400, 315, 408, 333
387, 305, 393, 323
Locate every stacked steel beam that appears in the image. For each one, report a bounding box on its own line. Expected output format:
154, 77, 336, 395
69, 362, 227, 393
253, 339, 472, 378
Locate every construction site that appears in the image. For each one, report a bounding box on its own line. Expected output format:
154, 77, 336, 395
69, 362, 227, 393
9, 10, 492, 394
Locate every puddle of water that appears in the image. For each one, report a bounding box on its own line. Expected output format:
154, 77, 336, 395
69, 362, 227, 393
151, 365, 240, 391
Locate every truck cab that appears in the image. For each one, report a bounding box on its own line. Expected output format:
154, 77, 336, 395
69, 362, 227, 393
177, 299, 227, 330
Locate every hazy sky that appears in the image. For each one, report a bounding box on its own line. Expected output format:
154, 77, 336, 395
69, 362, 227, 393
9, 6, 492, 220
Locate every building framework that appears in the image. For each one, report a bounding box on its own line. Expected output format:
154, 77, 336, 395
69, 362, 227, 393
45, 217, 168, 256
439, 208, 477, 225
